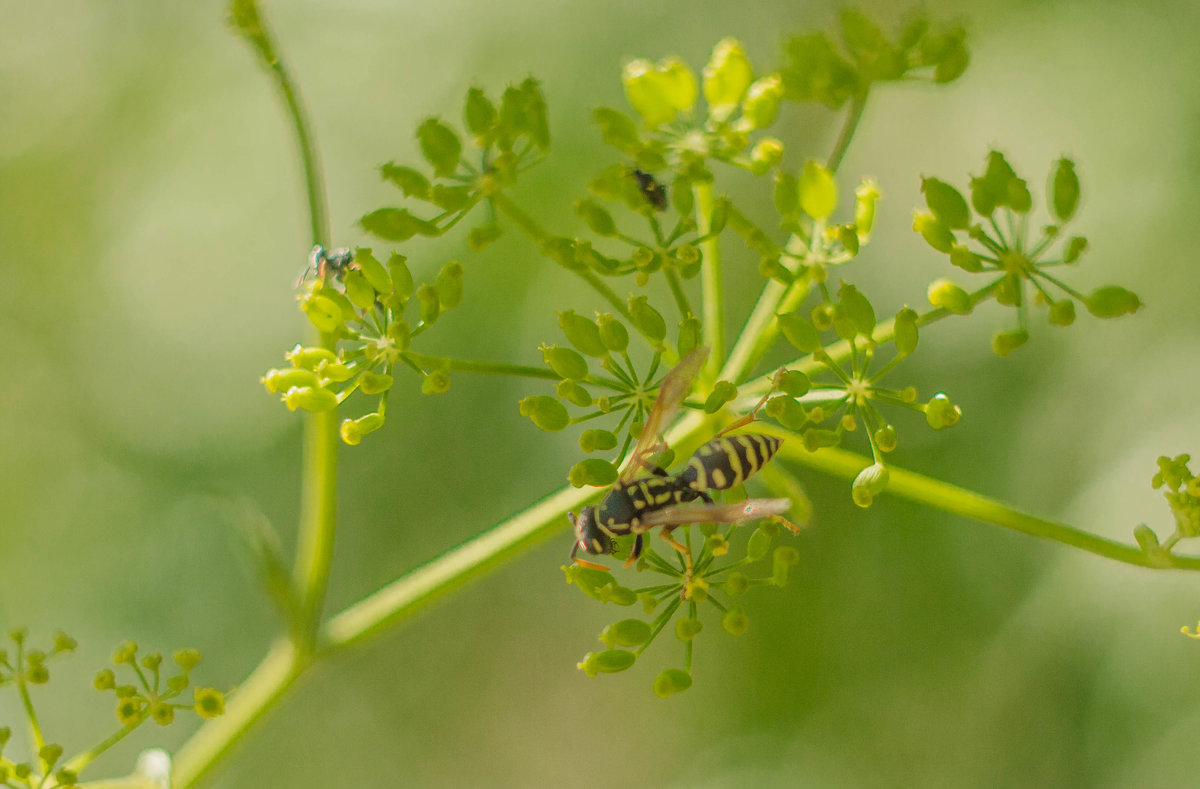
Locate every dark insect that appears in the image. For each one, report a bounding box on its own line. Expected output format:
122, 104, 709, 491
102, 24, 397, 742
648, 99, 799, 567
631, 168, 668, 212
299, 245, 355, 285
569, 347, 795, 584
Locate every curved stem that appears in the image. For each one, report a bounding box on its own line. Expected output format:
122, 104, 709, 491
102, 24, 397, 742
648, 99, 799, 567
693, 181, 723, 383
825, 91, 868, 174
770, 440, 1200, 571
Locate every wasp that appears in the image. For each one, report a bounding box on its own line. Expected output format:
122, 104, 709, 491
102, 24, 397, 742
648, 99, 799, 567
630, 168, 668, 212
569, 347, 795, 582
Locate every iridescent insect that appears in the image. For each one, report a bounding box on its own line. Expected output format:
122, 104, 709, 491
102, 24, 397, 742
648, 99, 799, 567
631, 168, 668, 212
298, 245, 355, 285
569, 347, 795, 581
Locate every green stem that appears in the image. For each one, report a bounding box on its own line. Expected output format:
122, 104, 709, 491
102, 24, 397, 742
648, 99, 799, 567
404, 353, 559, 381
65, 722, 142, 775
772, 440, 1200, 571
825, 91, 868, 174
171, 641, 301, 789
663, 266, 693, 321
16, 674, 45, 759
693, 181, 723, 383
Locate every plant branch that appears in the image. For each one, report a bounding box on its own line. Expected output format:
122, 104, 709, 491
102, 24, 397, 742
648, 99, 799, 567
771, 439, 1200, 571
693, 181, 723, 383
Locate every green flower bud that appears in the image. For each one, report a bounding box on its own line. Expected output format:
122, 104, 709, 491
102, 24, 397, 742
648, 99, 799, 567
835, 223, 860, 256
927, 278, 973, 314
579, 429, 618, 453
360, 208, 436, 242
384, 321, 411, 354
343, 269, 376, 310
1085, 286, 1142, 318
772, 545, 800, 586
357, 372, 392, 395
174, 648, 201, 671
894, 307, 919, 356
627, 295, 667, 342
913, 212, 955, 253
704, 380, 738, 414
339, 418, 364, 446
779, 370, 811, 398
659, 56, 700, 111
592, 107, 641, 153
980, 150, 1018, 208
838, 283, 876, 337
765, 395, 808, 431
1048, 299, 1076, 327
709, 197, 730, 234
775, 171, 799, 216
1006, 178, 1032, 213
430, 184, 472, 212
854, 179, 880, 238
385, 253, 414, 306
262, 367, 319, 394
301, 294, 344, 333
921, 177, 970, 229
94, 668, 116, 690
704, 38, 754, 120
588, 313, 627, 354
925, 392, 962, 429
434, 261, 464, 310
116, 697, 144, 725
724, 572, 750, 596
140, 652, 162, 671
1134, 524, 1160, 554
677, 315, 702, 357
722, 608, 750, 636
577, 649, 636, 677
778, 312, 822, 353
39, 744, 62, 770
540, 344, 588, 380
467, 224, 502, 251
623, 59, 680, 127
286, 345, 337, 370
949, 244, 984, 273
55, 769, 77, 787
741, 73, 784, 129
875, 425, 898, 453
464, 86, 497, 142
416, 118, 461, 178
1063, 236, 1088, 264
600, 619, 652, 648
283, 386, 338, 413
419, 370, 449, 395
802, 428, 841, 451
1050, 158, 1080, 222
519, 396, 569, 432
747, 526, 773, 561
575, 199, 617, 236
558, 310, 608, 357
675, 617, 704, 642
351, 249, 390, 294
149, 701, 174, 727
569, 458, 619, 488
991, 328, 1029, 357
653, 668, 693, 698
414, 284, 438, 326
193, 687, 226, 719
380, 164, 431, 200
799, 160, 837, 219
749, 137, 784, 174
852, 462, 890, 508
555, 379, 592, 407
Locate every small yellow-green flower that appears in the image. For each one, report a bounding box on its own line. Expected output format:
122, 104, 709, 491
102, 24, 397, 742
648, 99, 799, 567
194, 687, 226, 719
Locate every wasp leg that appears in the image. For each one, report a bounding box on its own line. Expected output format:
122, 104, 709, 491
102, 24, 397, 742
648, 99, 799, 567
769, 514, 801, 536
622, 534, 645, 569
639, 460, 671, 478
657, 527, 695, 595
717, 367, 786, 437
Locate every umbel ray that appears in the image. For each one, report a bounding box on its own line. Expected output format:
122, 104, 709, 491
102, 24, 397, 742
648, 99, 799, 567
568, 346, 797, 587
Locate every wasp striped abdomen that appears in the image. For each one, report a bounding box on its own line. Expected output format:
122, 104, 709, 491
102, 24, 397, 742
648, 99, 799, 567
680, 434, 782, 492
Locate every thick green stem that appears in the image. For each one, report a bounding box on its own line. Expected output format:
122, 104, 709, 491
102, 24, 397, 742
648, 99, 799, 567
171, 642, 301, 789
693, 182, 723, 383
772, 440, 1200, 571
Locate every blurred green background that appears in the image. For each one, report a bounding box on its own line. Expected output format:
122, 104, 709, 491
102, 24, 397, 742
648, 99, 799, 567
3, 0, 1200, 786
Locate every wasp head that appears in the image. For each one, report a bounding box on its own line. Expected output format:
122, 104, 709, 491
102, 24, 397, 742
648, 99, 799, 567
569, 505, 615, 558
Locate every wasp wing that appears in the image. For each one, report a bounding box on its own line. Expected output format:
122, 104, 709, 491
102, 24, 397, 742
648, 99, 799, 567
633, 498, 792, 531
619, 346, 710, 484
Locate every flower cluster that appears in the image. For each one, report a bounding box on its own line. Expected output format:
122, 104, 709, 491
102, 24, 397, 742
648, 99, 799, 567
94, 642, 227, 727
1137, 455, 1200, 564
914, 151, 1142, 355
565, 518, 800, 697
781, 10, 968, 108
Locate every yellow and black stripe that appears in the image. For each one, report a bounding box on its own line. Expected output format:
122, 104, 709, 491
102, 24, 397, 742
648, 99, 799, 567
680, 434, 782, 492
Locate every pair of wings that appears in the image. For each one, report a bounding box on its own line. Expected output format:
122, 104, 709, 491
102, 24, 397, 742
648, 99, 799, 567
618, 346, 790, 530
